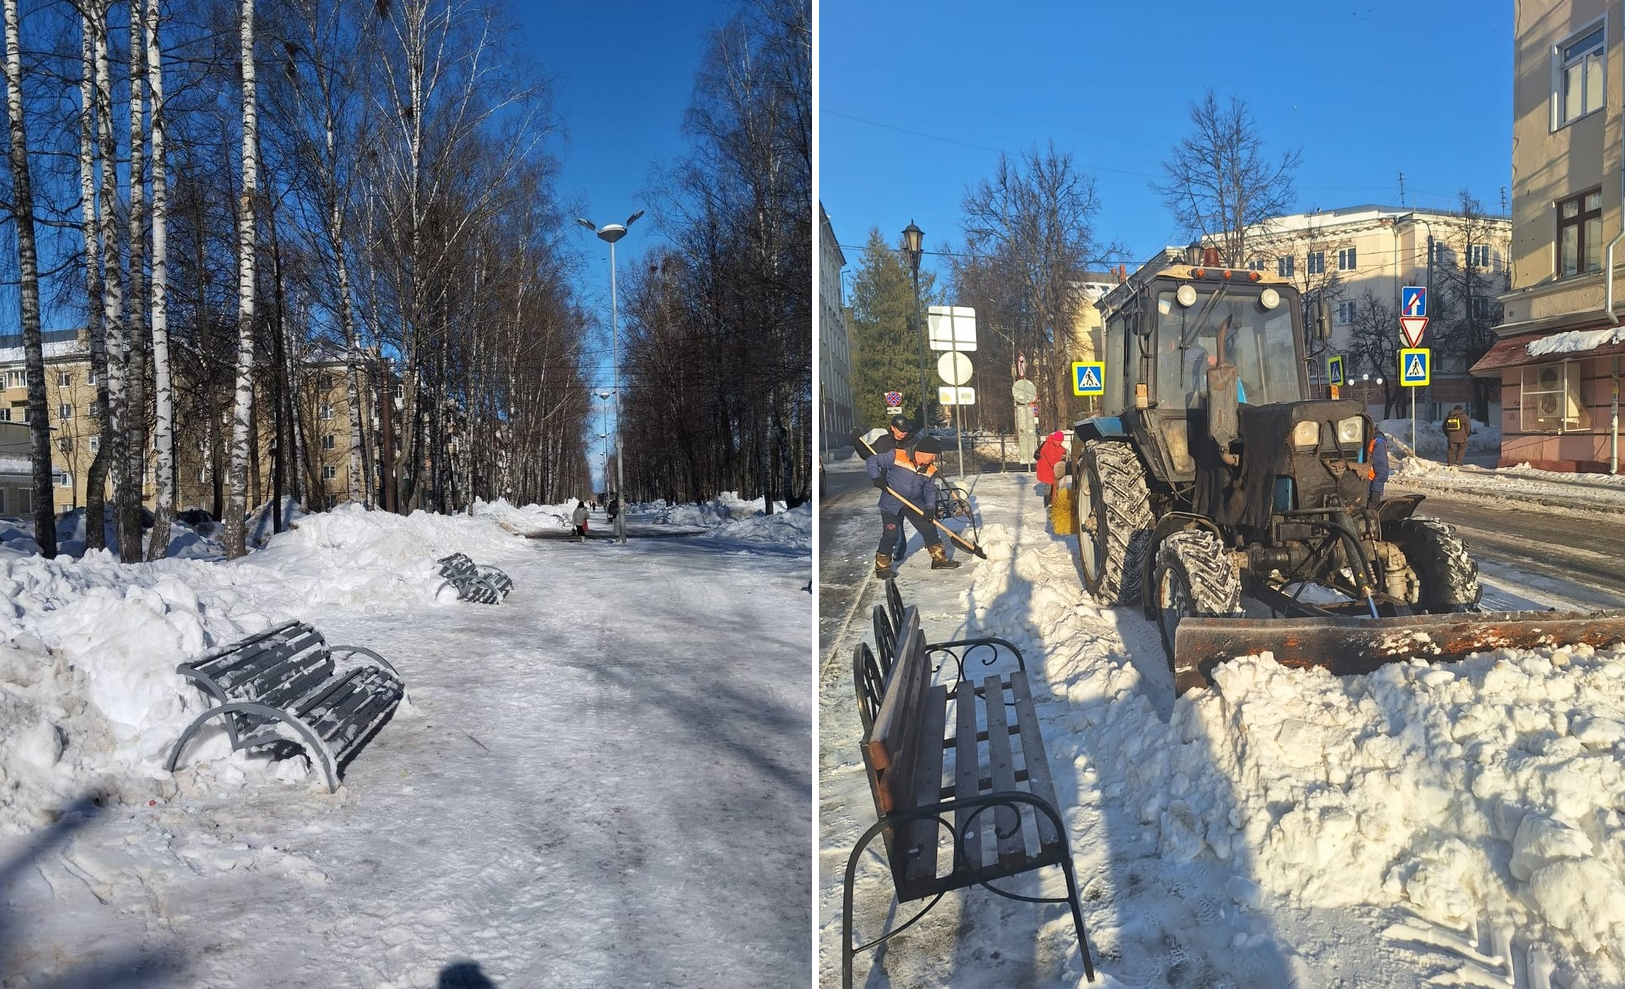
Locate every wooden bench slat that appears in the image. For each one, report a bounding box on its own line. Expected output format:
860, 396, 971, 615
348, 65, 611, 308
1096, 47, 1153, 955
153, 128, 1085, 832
1009, 672, 1063, 854
953, 678, 982, 875
983, 674, 1026, 871
895, 682, 946, 891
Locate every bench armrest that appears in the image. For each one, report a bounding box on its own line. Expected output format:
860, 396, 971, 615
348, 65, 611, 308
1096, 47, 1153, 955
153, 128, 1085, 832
329, 644, 401, 680
924, 636, 1027, 680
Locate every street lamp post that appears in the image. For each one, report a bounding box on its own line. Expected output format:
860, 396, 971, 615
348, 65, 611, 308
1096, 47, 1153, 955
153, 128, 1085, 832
578, 209, 644, 544
902, 221, 925, 431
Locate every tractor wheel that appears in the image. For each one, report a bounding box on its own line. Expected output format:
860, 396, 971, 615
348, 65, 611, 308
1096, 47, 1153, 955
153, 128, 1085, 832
1388, 517, 1482, 613
1152, 528, 1243, 668
1075, 440, 1155, 605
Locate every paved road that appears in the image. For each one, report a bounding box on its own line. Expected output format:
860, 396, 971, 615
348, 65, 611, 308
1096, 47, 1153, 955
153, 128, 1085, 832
1389, 482, 1625, 610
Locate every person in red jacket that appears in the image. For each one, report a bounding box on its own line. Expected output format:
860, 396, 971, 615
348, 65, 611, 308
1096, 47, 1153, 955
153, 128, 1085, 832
1035, 430, 1067, 505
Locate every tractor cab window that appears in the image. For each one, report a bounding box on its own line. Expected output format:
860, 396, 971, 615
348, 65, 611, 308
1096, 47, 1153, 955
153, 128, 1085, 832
1154, 286, 1304, 408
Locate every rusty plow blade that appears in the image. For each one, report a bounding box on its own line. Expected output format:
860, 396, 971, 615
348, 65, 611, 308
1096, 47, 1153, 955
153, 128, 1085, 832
1170, 608, 1625, 695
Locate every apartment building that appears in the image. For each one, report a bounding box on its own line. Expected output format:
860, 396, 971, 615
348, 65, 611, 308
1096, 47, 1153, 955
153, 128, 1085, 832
1200, 205, 1511, 414
1481, 2, 1625, 472
0, 329, 127, 512
819, 202, 855, 453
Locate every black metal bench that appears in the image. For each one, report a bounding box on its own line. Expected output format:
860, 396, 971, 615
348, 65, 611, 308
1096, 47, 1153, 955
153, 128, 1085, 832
164, 620, 406, 792
870, 577, 1026, 683
436, 552, 513, 604
843, 603, 1094, 987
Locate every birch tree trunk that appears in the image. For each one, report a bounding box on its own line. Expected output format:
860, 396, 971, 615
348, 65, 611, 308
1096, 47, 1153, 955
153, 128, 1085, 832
94, 1, 128, 558
222, 0, 258, 559
118, 0, 147, 561
79, 6, 110, 551
144, 0, 175, 559
3, 0, 56, 558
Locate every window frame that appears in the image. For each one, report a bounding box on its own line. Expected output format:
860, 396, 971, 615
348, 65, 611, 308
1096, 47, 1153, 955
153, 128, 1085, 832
321, 433, 336, 451
1307, 251, 1325, 275
1277, 256, 1294, 278
56, 370, 71, 387
1553, 21, 1607, 129
1336, 247, 1357, 271
1335, 300, 1356, 325
57, 402, 72, 421
5, 369, 23, 389
322, 464, 337, 481
1557, 188, 1604, 278
1468, 244, 1493, 269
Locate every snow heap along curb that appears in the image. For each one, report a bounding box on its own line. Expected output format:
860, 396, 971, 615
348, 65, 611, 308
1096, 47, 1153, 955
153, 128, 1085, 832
0, 501, 544, 834
963, 518, 1625, 985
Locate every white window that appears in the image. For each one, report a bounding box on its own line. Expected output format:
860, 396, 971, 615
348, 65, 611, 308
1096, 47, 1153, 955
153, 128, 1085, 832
5, 370, 23, 388
1337, 247, 1357, 271
1307, 251, 1325, 275
56, 370, 70, 387
392, 384, 404, 400
1555, 24, 1605, 128
1522, 361, 1588, 432
56, 472, 71, 488
322, 434, 336, 450
1335, 300, 1356, 325
57, 403, 72, 421
89, 436, 99, 452
322, 464, 337, 481
56, 437, 71, 453
0, 407, 8, 422
86, 369, 97, 385
1277, 256, 1294, 277
1468, 244, 1493, 269
1247, 259, 1266, 271
320, 403, 334, 420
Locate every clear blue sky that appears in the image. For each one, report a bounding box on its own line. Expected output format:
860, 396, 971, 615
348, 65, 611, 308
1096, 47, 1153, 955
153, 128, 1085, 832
819, 1, 1512, 284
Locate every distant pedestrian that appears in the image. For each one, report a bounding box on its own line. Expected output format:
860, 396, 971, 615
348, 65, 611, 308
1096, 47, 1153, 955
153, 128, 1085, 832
607, 495, 620, 524
866, 434, 959, 577
571, 500, 590, 542
1443, 405, 1472, 467
1035, 430, 1067, 505
1366, 431, 1390, 506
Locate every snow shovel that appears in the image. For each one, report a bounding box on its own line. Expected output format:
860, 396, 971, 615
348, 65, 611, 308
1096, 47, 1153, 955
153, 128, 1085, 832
854, 436, 988, 560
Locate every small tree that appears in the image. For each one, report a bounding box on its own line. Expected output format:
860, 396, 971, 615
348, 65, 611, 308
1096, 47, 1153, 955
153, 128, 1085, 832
1346, 290, 1402, 418
1153, 90, 1300, 267
1429, 191, 1509, 422
846, 228, 936, 431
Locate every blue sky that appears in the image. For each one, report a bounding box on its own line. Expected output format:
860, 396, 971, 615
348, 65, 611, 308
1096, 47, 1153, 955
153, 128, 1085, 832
818, 1, 1512, 285
511, 1, 737, 484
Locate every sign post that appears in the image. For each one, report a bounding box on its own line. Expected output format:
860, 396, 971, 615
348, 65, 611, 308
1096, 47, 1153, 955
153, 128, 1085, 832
937, 352, 974, 475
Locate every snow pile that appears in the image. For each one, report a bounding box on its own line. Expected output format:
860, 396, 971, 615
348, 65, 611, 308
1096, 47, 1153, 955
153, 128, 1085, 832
1528, 325, 1625, 358
958, 515, 1625, 983
656, 491, 788, 525
1379, 415, 1500, 463
708, 501, 811, 548
0, 505, 530, 835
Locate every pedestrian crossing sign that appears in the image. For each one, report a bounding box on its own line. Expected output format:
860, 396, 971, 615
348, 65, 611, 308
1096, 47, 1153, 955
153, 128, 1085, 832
1399, 348, 1430, 387
1327, 354, 1344, 387
1072, 361, 1105, 396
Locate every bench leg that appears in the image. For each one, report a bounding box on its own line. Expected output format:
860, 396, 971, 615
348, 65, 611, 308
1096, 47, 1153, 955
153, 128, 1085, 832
843, 813, 950, 989
1058, 846, 1096, 982
165, 701, 341, 793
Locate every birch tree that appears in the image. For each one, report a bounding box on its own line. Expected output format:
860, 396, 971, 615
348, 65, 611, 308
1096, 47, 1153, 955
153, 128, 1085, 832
144, 0, 175, 558
222, 0, 258, 558
2, 0, 56, 557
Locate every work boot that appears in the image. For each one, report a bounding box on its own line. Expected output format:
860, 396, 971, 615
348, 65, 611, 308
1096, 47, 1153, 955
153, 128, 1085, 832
874, 553, 893, 579
927, 543, 960, 570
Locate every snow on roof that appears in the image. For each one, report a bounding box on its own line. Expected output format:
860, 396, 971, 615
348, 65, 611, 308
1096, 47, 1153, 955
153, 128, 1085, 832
1527, 324, 1625, 357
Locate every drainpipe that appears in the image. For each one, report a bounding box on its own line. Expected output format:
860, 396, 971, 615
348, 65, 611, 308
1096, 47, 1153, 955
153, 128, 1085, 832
1612, 356, 1619, 475
1605, 227, 1625, 323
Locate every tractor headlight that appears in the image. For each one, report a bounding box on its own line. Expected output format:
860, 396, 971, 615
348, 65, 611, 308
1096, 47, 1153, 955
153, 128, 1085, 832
1259, 287, 1281, 310
1335, 416, 1364, 446
1291, 420, 1320, 450
1175, 284, 1197, 307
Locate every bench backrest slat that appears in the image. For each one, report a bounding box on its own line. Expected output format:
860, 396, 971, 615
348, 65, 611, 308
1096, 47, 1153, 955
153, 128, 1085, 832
864, 607, 930, 817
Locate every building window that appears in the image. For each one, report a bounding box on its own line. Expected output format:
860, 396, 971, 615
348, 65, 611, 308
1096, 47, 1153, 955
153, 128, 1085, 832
89, 436, 99, 452
1307, 251, 1325, 275
1468, 244, 1493, 269
56, 472, 71, 488
1470, 296, 1494, 321
0, 407, 8, 422
86, 369, 97, 385
1523, 361, 1588, 432
5, 370, 23, 388
57, 403, 72, 421
1337, 247, 1357, 271
1335, 300, 1356, 325
320, 403, 334, 420
1558, 189, 1603, 277
56, 437, 71, 453
1555, 24, 1605, 128
393, 384, 404, 400
322, 433, 336, 450
1247, 259, 1266, 271
1277, 256, 1294, 278
322, 464, 337, 481
56, 370, 71, 387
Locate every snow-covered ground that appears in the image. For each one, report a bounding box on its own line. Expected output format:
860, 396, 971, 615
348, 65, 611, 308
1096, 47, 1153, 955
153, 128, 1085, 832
1, 495, 811, 987
819, 472, 1625, 989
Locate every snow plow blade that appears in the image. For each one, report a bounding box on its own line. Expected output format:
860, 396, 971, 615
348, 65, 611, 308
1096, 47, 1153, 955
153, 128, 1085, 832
1171, 608, 1625, 695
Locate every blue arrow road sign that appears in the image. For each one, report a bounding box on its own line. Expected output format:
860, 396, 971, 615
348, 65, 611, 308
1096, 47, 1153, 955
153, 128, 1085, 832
1401, 286, 1426, 318
1399, 348, 1430, 387
1073, 361, 1105, 396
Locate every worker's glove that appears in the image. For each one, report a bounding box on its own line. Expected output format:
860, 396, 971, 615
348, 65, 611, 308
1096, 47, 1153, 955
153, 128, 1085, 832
872, 476, 886, 489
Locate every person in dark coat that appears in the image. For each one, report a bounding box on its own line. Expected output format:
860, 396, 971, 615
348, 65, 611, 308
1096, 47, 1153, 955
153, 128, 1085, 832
855, 414, 916, 558
1443, 405, 1472, 467
865, 434, 959, 577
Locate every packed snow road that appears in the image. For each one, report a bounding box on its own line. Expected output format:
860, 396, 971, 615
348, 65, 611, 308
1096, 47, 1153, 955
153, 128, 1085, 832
0, 500, 812, 989
819, 467, 1625, 989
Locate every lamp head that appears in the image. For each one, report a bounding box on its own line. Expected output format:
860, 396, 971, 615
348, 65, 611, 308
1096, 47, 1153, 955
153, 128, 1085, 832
576, 218, 596, 231
626, 209, 645, 227
596, 224, 628, 245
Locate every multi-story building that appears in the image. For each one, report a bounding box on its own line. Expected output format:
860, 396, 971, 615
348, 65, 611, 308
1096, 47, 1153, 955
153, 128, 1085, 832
819, 202, 854, 453
0, 329, 126, 512
1480, 2, 1625, 472
1200, 205, 1511, 416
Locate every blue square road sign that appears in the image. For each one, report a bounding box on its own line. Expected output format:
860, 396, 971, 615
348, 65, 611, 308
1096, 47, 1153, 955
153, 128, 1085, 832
1072, 361, 1105, 396
1399, 348, 1430, 387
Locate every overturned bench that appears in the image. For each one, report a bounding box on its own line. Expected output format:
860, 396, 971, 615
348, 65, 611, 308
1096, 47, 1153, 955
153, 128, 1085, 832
165, 620, 405, 792
844, 601, 1094, 987
436, 552, 514, 604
